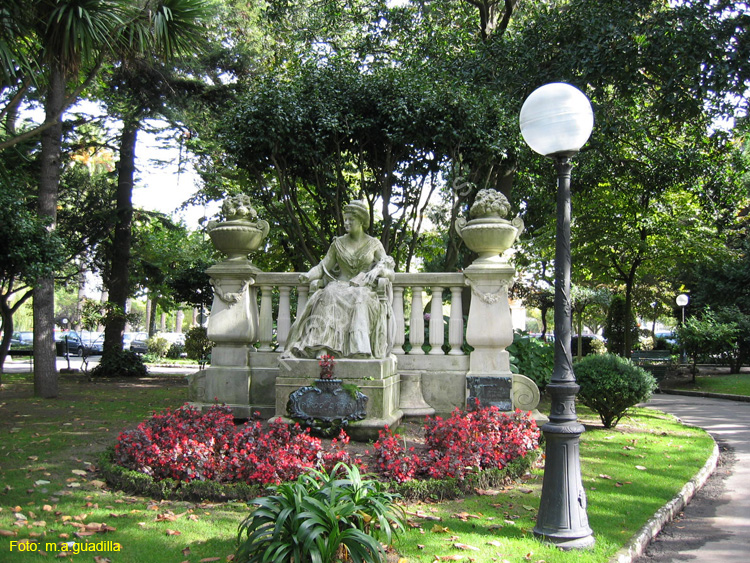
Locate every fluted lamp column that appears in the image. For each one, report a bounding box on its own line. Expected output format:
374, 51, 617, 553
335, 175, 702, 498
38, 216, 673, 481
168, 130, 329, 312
519, 82, 595, 549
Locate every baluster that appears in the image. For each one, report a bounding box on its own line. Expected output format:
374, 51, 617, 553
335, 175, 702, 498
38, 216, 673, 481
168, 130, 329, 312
392, 286, 406, 354
449, 285, 465, 355
257, 285, 274, 351
429, 286, 445, 355
297, 285, 309, 319
277, 285, 292, 351
409, 286, 425, 355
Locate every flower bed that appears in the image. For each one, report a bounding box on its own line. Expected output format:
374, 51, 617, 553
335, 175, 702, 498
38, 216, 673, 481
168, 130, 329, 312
107, 402, 541, 501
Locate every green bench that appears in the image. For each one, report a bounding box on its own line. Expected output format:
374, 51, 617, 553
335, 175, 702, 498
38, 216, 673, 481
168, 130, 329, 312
631, 351, 674, 382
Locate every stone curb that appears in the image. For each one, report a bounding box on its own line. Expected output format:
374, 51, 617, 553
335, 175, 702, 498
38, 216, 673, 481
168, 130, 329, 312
608, 428, 720, 563
659, 388, 750, 402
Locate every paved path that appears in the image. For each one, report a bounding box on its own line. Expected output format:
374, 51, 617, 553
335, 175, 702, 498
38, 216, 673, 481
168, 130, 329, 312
634, 393, 750, 562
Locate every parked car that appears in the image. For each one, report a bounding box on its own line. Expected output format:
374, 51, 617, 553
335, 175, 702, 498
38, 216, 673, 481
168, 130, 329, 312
9, 331, 34, 351
129, 333, 150, 354
157, 332, 186, 346
54, 330, 85, 357
122, 332, 146, 351
81, 331, 104, 355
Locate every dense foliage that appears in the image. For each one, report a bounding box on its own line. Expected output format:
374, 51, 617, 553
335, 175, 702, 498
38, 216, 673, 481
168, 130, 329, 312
574, 353, 657, 428
90, 349, 148, 379
114, 405, 355, 485
508, 331, 554, 391
372, 403, 540, 483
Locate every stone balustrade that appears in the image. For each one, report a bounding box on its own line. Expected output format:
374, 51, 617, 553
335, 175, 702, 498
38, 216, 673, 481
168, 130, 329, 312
253, 272, 468, 356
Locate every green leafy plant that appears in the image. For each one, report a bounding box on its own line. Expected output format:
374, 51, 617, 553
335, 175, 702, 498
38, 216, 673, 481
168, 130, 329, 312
604, 294, 639, 355
90, 349, 148, 378
185, 326, 213, 367
574, 353, 657, 428
677, 309, 739, 380
235, 463, 403, 563
508, 330, 554, 391
147, 335, 171, 358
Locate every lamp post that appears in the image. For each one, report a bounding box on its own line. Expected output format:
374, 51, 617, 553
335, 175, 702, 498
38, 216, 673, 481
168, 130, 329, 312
519, 83, 595, 549
676, 294, 689, 363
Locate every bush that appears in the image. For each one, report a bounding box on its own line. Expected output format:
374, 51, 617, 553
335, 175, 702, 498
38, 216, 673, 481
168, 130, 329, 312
90, 349, 148, 378
147, 336, 170, 358
166, 343, 185, 359
185, 326, 213, 366
236, 463, 403, 563
508, 331, 554, 391
114, 404, 356, 485
372, 403, 540, 483
604, 294, 639, 355
574, 353, 657, 428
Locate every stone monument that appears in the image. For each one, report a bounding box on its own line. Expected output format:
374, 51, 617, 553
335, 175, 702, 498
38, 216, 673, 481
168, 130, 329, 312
273, 200, 403, 440
456, 189, 542, 416
187, 195, 272, 417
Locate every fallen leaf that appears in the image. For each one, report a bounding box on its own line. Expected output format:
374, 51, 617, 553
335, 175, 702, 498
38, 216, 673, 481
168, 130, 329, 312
0, 530, 18, 537
182, 547, 191, 556
166, 529, 181, 536
475, 488, 501, 496
635, 465, 647, 471
453, 542, 480, 551
434, 556, 464, 561
452, 511, 481, 521
93, 557, 112, 563
199, 558, 221, 562
487, 540, 503, 547
431, 524, 451, 533
71, 470, 87, 476
598, 474, 613, 480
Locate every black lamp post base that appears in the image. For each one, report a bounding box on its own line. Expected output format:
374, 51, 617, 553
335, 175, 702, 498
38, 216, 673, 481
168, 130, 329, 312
533, 420, 595, 550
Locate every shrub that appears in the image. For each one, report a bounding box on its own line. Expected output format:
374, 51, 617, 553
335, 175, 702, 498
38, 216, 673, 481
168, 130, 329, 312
166, 343, 185, 359
147, 336, 170, 358
235, 463, 403, 563
574, 353, 657, 428
508, 330, 554, 391
113, 404, 358, 486
185, 326, 213, 367
90, 349, 148, 378
677, 309, 739, 378
372, 404, 540, 483
604, 294, 639, 355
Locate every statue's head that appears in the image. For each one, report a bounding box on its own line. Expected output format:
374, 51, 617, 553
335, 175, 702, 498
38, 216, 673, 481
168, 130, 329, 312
343, 199, 370, 229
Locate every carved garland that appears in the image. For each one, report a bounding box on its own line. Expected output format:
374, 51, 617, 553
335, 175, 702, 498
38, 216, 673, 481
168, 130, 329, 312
465, 278, 514, 305
210, 278, 253, 305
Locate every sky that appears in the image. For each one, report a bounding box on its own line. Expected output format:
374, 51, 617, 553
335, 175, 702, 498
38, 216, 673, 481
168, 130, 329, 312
23, 103, 219, 229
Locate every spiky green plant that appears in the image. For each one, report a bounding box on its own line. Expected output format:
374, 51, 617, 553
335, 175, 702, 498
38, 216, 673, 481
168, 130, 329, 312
235, 463, 403, 563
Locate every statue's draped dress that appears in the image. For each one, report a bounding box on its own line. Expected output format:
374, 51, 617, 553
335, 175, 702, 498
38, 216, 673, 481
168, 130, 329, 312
285, 236, 394, 358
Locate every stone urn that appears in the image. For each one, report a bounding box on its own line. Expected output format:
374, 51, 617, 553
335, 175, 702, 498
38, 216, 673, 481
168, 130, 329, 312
456, 189, 524, 265
207, 194, 270, 262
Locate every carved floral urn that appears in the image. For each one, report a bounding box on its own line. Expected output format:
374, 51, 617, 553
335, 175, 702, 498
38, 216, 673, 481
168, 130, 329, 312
207, 194, 270, 261
456, 189, 524, 265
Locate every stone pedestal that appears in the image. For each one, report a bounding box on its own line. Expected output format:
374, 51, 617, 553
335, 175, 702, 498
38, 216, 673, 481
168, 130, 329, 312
399, 372, 435, 419
464, 262, 515, 410
188, 261, 275, 418
273, 356, 402, 441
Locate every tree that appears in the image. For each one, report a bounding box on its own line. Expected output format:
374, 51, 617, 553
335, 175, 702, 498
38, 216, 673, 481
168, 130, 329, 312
0, 180, 64, 375
100, 0, 214, 356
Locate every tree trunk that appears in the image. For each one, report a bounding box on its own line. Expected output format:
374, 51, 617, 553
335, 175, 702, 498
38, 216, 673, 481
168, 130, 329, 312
103, 117, 139, 354
33, 66, 65, 398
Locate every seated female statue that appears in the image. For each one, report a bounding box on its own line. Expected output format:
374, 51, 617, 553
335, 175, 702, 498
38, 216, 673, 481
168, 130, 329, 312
284, 200, 395, 359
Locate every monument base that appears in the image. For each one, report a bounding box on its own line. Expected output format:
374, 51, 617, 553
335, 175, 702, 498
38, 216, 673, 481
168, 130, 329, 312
273, 355, 402, 441
187, 364, 276, 419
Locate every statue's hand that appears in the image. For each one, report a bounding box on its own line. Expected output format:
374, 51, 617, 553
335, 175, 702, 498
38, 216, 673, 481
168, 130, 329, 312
299, 273, 310, 284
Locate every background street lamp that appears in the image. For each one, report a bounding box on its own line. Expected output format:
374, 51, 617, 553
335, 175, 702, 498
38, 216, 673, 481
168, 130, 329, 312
676, 293, 690, 363
519, 82, 595, 549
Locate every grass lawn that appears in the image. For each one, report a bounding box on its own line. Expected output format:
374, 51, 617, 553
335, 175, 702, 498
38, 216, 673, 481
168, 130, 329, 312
0, 371, 715, 562
670, 372, 750, 397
